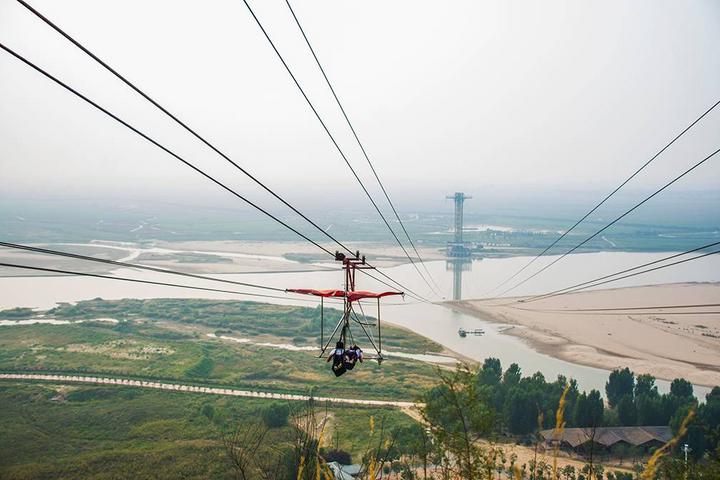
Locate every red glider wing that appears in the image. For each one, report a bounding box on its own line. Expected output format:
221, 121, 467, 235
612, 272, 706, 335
287, 288, 403, 302
286, 288, 345, 298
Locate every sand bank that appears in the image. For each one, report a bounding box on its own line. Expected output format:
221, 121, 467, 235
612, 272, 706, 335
0, 240, 444, 277
452, 283, 720, 388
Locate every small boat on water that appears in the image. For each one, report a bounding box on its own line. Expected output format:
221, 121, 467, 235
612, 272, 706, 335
458, 327, 484, 337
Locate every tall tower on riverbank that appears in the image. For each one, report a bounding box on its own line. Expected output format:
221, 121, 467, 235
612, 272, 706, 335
446, 192, 472, 257
445, 192, 473, 300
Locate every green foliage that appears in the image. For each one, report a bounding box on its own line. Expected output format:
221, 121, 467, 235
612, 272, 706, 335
670, 378, 693, 399
0, 299, 441, 400
422, 365, 495, 478
505, 387, 539, 434
635, 374, 659, 398
0, 307, 34, 320
617, 394, 637, 426
573, 390, 604, 427
200, 403, 215, 421
184, 350, 215, 378
503, 362, 522, 387
262, 402, 290, 428
606, 367, 635, 408
35, 297, 442, 351
322, 449, 352, 464
0, 384, 408, 479
478, 357, 502, 385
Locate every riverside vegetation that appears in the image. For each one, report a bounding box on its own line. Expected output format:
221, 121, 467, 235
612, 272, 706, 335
0, 299, 718, 478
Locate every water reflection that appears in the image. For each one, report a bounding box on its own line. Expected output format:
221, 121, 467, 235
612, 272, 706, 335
446, 257, 472, 300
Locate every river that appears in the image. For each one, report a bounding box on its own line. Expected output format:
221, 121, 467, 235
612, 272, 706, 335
1, 246, 719, 397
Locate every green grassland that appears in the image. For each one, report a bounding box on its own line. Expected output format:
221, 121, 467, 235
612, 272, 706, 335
0, 298, 442, 399
0, 383, 413, 479
0, 298, 433, 478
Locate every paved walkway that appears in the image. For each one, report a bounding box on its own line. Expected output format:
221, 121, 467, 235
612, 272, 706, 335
0, 373, 416, 408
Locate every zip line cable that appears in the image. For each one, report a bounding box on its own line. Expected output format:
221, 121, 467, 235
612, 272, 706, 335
0, 241, 286, 292
240, 0, 440, 298
518, 248, 720, 304
0, 42, 427, 303
536, 303, 720, 312
513, 240, 720, 303
284, 0, 442, 294
0, 262, 314, 302
14, 0, 355, 259
14, 0, 430, 303
496, 146, 720, 298
486, 98, 720, 296
0, 43, 332, 256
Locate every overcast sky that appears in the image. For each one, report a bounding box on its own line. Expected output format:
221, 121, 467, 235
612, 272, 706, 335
1, 0, 719, 214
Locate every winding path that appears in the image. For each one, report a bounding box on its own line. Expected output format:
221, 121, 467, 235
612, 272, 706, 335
0, 373, 416, 408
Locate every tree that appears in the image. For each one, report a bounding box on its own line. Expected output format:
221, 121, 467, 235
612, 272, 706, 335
221, 420, 269, 480
617, 395, 637, 426
605, 368, 634, 408
670, 378, 693, 399
503, 363, 522, 387
261, 402, 290, 428
478, 357, 502, 386
506, 388, 538, 435
634, 374, 658, 398
574, 390, 604, 427
323, 449, 351, 465
560, 464, 576, 480
635, 394, 663, 426
422, 365, 495, 479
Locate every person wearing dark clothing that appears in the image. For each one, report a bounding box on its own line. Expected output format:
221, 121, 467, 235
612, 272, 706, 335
327, 341, 347, 377
344, 344, 363, 370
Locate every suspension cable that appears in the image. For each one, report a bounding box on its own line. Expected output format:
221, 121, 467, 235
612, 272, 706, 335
240, 0, 440, 298
0, 241, 289, 292
512, 240, 720, 303
12, 0, 431, 303
519, 248, 720, 304
13, 0, 358, 259
486, 98, 720, 296
284, 0, 441, 294
534, 303, 720, 313
0, 42, 338, 258
0, 262, 315, 302
496, 146, 720, 298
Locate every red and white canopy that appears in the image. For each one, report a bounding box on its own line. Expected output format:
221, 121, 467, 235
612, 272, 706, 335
286, 288, 403, 303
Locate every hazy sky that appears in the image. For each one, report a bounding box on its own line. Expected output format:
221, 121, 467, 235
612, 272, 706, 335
1, 0, 719, 214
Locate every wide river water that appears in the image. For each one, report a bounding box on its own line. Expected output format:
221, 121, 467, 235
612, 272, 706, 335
1, 246, 719, 397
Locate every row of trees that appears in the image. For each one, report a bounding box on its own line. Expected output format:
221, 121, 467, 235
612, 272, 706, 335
604, 367, 720, 459
219, 361, 719, 479
421, 362, 720, 479
464, 359, 710, 440
606, 368, 693, 427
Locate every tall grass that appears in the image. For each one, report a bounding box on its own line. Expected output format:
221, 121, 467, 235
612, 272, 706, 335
640, 408, 695, 480
552, 384, 570, 479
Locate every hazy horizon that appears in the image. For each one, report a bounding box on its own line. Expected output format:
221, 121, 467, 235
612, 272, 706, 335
2, 0, 719, 216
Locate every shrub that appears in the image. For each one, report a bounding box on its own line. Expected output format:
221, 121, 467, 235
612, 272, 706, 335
261, 402, 290, 428
323, 448, 352, 465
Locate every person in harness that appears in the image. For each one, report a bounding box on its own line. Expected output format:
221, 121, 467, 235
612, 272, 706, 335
326, 341, 347, 377
344, 344, 363, 370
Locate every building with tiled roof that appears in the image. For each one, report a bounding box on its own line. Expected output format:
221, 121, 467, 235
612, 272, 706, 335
540, 426, 671, 451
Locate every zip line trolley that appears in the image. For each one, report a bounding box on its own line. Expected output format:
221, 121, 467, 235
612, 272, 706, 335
287, 251, 403, 363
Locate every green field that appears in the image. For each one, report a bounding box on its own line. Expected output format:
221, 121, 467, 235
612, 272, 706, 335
0, 383, 413, 479
0, 298, 442, 400
0, 298, 437, 478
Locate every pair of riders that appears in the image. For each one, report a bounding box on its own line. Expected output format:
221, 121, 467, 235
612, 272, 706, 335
326, 341, 363, 377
